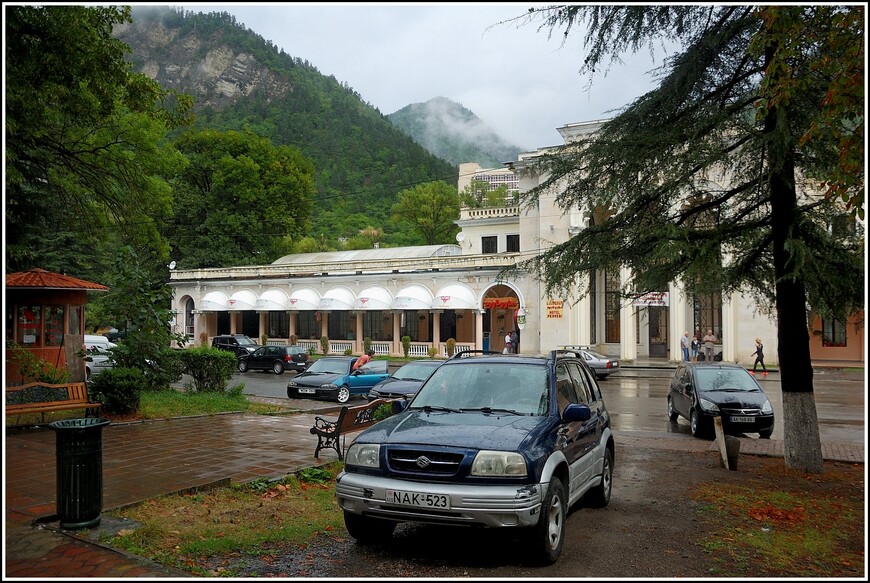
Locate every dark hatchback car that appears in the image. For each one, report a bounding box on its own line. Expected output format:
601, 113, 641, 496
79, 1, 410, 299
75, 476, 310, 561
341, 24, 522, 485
211, 334, 258, 358
668, 362, 775, 439
287, 356, 389, 403
336, 349, 614, 565
366, 359, 444, 401
237, 345, 309, 374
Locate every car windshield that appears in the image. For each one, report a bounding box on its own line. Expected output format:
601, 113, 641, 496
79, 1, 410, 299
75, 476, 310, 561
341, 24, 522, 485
694, 368, 760, 392
306, 358, 349, 375
236, 336, 257, 346
411, 362, 549, 415
393, 362, 440, 381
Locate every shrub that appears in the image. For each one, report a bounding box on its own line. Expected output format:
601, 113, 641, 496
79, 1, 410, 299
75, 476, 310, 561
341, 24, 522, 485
199, 332, 208, 347
320, 336, 330, 355
88, 367, 143, 414
428, 346, 438, 358
140, 348, 185, 392
401, 335, 411, 358
343, 348, 353, 355
6, 341, 72, 384
289, 334, 298, 346
373, 402, 395, 422
363, 336, 372, 354
261, 334, 269, 346
178, 347, 236, 392
446, 338, 456, 358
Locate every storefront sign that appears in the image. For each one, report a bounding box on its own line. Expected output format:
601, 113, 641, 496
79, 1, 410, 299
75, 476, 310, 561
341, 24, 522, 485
516, 308, 526, 330
546, 300, 564, 318
632, 291, 670, 307
483, 297, 519, 310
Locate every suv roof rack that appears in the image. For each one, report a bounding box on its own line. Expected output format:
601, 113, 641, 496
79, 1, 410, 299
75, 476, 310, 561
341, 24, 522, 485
553, 348, 585, 360
449, 349, 502, 360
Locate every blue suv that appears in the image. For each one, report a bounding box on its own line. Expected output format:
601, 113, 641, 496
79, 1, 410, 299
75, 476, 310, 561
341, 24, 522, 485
335, 349, 614, 565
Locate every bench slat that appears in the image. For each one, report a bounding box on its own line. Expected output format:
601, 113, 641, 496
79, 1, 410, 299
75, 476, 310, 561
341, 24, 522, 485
6, 382, 102, 425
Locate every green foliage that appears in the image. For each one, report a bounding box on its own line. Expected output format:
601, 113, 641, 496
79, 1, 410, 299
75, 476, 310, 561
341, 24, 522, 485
373, 403, 395, 422
178, 347, 237, 392
167, 129, 316, 268
401, 336, 411, 358
289, 334, 298, 346
296, 466, 333, 485
459, 182, 511, 209
92, 246, 187, 391
363, 337, 372, 354
5, 341, 72, 384
343, 348, 353, 356
320, 336, 330, 355
88, 367, 143, 414
4, 5, 192, 273
390, 181, 461, 245
427, 346, 438, 358
445, 338, 456, 358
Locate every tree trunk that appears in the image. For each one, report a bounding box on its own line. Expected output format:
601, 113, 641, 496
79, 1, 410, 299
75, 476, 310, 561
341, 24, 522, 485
765, 44, 824, 474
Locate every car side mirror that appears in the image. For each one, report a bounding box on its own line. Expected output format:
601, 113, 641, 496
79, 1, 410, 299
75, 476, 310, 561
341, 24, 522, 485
562, 403, 591, 422
391, 400, 408, 414
352, 369, 362, 376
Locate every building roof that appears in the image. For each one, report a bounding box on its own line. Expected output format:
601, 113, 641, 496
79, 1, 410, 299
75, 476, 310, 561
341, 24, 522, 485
272, 245, 462, 265
5, 268, 108, 291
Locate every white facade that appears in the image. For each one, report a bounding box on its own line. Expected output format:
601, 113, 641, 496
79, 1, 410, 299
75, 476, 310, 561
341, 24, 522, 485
168, 119, 779, 364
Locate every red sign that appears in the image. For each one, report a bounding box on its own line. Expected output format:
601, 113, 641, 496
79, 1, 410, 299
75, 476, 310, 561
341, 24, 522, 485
483, 297, 519, 310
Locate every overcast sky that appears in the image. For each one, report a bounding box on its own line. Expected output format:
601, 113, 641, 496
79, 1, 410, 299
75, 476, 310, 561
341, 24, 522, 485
174, 3, 672, 150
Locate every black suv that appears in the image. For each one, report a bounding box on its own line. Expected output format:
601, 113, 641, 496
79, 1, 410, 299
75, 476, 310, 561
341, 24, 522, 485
336, 349, 614, 565
237, 345, 309, 374
210, 334, 258, 358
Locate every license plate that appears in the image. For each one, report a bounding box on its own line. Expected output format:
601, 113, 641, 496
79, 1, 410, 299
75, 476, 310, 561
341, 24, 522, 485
298, 387, 315, 394
385, 489, 450, 509
731, 416, 753, 423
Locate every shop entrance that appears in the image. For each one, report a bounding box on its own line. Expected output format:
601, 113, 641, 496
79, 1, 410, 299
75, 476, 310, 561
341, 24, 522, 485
648, 306, 669, 358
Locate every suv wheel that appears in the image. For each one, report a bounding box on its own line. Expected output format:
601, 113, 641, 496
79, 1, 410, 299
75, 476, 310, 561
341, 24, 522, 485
529, 475, 566, 565
667, 397, 679, 422
336, 385, 350, 403
690, 408, 706, 438
343, 511, 395, 544
586, 446, 613, 508
237, 360, 248, 373
272, 361, 284, 375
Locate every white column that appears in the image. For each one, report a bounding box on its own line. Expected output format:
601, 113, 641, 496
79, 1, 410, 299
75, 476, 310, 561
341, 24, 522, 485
577, 273, 591, 346
619, 267, 637, 361
670, 281, 688, 363
722, 291, 737, 362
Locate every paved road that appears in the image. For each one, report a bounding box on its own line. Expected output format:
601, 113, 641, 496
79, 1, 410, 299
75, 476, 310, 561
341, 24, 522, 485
226, 366, 866, 446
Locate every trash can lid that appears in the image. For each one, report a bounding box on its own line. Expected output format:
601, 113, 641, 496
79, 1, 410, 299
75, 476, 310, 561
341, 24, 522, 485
48, 418, 110, 430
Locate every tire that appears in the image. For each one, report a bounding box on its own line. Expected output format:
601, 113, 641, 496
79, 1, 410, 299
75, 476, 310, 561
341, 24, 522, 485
759, 428, 773, 439
237, 360, 248, 373
336, 385, 351, 403
586, 446, 613, 508
343, 511, 395, 544
528, 475, 566, 565
272, 361, 285, 375
667, 397, 679, 422
597, 374, 607, 381
690, 408, 706, 438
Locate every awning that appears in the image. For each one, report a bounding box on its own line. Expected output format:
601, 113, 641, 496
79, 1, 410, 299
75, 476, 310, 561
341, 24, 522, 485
432, 283, 478, 310
256, 288, 290, 311
227, 289, 258, 311
287, 287, 321, 311
353, 286, 394, 310
319, 286, 355, 311
200, 291, 230, 311
392, 284, 434, 311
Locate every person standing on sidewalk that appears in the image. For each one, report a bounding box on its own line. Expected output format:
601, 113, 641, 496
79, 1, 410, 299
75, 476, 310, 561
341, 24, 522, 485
750, 338, 767, 375
690, 334, 700, 362
680, 331, 691, 362
702, 329, 717, 362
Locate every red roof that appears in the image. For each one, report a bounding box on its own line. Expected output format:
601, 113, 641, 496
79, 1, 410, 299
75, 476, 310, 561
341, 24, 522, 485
5, 268, 108, 291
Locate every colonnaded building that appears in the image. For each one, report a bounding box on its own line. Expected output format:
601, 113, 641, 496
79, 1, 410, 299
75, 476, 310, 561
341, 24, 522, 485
168, 119, 865, 367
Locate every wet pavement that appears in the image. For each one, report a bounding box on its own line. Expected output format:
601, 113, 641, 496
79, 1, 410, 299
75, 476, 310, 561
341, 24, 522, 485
4, 361, 865, 579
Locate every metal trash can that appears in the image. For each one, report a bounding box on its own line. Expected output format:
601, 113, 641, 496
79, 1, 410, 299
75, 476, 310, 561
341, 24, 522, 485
48, 418, 110, 529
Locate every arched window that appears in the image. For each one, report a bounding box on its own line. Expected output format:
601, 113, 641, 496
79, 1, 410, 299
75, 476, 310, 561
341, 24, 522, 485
185, 298, 195, 337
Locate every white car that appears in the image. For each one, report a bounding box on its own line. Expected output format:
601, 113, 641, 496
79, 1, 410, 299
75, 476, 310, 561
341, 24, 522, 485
84, 335, 116, 381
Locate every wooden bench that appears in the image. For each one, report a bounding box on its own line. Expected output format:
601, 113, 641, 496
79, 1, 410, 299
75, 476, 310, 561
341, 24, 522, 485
6, 382, 102, 425
310, 398, 393, 460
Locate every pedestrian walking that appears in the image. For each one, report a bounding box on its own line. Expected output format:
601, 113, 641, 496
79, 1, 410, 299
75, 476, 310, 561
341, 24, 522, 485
702, 329, 717, 362
750, 338, 767, 375
680, 331, 690, 362
690, 335, 700, 362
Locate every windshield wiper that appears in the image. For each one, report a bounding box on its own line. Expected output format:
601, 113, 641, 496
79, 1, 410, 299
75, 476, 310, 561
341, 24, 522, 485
418, 405, 460, 413
460, 407, 523, 416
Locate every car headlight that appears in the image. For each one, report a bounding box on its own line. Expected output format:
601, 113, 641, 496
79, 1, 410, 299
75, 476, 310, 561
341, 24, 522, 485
698, 398, 720, 413
761, 399, 773, 414
471, 451, 527, 477
320, 383, 337, 389
288, 381, 297, 387
345, 443, 380, 468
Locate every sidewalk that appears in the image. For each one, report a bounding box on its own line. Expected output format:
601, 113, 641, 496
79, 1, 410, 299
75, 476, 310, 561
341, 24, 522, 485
4, 393, 864, 579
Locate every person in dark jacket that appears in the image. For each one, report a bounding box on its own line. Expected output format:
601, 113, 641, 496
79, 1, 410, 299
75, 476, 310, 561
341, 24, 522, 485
750, 338, 767, 375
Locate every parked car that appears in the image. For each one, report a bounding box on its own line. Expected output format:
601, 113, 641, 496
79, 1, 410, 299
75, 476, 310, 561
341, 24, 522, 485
336, 348, 614, 565
211, 334, 258, 358
84, 349, 114, 382
237, 345, 309, 374
561, 345, 620, 380
366, 359, 444, 401
667, 362, 775, 439
84, 334, 117, 353
103, 327, 127, 342
287, 356, 389, 403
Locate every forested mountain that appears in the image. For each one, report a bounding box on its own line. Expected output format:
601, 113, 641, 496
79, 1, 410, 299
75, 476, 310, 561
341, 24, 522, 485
115, 6, 458, 247
388, 97, 524, 168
